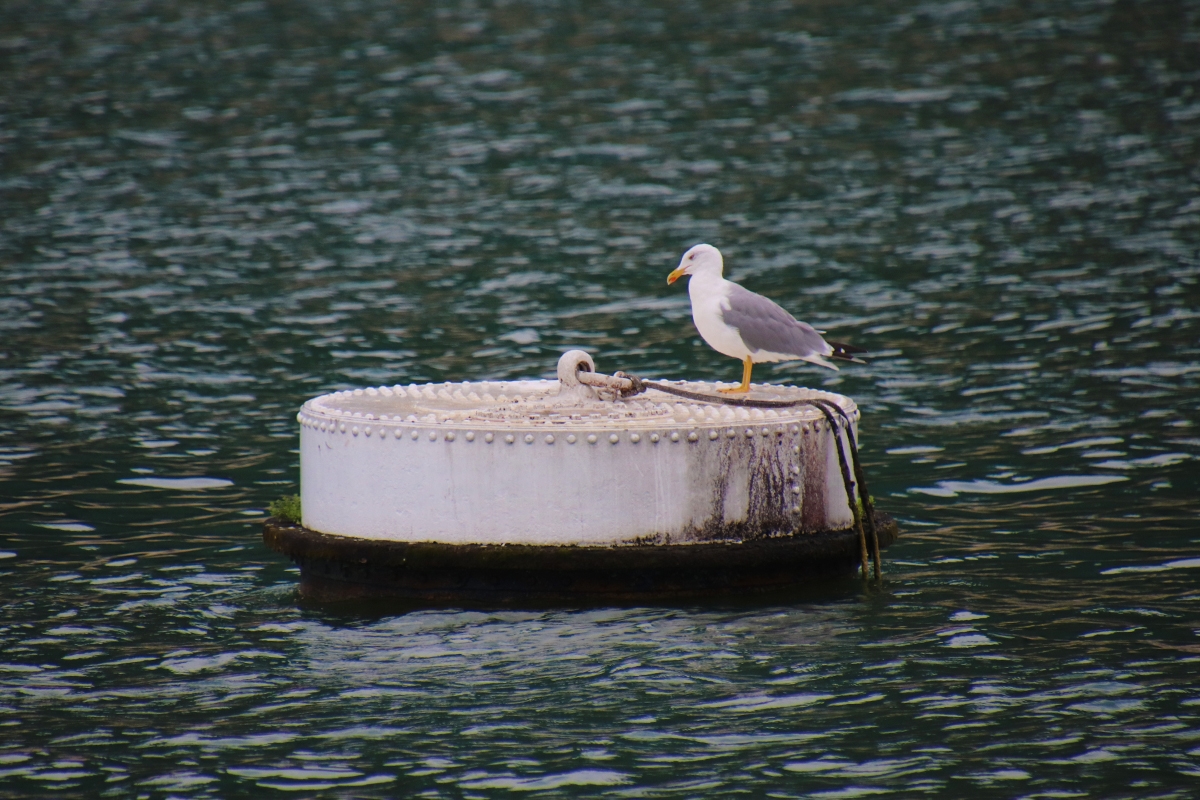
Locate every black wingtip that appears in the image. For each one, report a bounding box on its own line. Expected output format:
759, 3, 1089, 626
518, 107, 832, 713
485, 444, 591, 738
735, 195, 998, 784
827, 340, 868, 362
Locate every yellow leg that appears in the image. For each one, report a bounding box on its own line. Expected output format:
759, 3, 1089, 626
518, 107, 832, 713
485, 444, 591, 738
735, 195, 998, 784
719, 356, 753, 394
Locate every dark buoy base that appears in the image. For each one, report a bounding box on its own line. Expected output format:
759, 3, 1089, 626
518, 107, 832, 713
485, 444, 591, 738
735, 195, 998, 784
262, 514, 899, 606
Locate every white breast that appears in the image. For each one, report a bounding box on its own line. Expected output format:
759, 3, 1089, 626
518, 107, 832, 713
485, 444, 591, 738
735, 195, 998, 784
688, 276, 751, 360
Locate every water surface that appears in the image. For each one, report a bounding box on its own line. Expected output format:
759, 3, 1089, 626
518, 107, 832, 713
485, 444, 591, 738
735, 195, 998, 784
1, 0, 1199, 796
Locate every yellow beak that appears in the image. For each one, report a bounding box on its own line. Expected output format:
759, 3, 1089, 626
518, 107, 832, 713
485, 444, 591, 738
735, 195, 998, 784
667, 267, 687, 285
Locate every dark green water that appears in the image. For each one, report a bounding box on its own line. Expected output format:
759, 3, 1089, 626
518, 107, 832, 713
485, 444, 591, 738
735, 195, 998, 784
2, 0, 1199, 795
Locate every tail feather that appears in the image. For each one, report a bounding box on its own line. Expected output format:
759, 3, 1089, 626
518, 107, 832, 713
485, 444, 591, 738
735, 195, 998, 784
826, 339, 868, 363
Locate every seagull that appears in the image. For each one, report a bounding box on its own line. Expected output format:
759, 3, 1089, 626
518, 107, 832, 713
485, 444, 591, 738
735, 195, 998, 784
667, 243, 866, 393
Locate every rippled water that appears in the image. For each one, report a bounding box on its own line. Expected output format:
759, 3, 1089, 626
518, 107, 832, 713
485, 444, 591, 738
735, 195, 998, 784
2, 0, 1199, 795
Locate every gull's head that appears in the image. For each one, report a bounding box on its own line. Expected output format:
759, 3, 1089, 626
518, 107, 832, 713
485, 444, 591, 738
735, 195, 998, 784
667, 243, 723, 285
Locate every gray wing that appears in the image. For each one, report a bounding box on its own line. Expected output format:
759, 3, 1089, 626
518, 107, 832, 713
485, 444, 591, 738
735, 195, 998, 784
721, 283, 830, 358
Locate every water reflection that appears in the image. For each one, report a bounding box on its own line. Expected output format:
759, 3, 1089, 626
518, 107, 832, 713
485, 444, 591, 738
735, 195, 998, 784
1, 0, 1198, 796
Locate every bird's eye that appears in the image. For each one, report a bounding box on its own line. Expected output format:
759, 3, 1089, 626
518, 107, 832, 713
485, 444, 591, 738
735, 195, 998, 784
688, 253, 695, 260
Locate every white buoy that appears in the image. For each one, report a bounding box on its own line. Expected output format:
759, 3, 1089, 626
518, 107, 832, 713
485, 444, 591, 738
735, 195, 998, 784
266, 350, 895, 602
